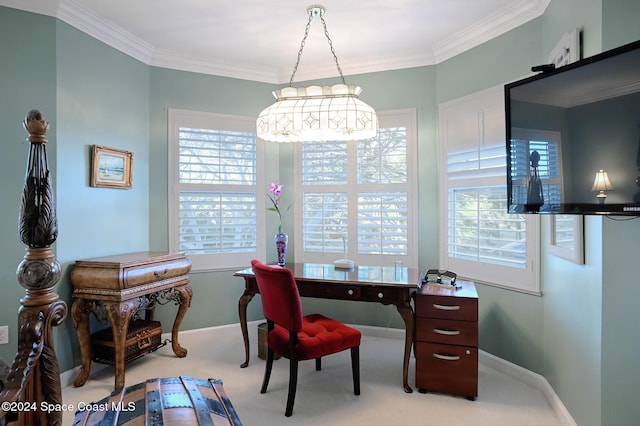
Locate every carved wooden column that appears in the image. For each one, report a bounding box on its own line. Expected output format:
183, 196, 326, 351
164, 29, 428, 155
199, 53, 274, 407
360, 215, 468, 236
0, 110, 68, 426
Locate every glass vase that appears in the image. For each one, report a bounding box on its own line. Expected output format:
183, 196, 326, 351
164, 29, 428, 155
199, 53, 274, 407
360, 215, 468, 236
275, 233, 288, 266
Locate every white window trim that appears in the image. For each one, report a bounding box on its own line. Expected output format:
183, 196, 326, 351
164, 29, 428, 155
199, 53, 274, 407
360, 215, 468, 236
167, 108, 266, 272
548, 215, 584, 264
292, 108, 419, 268
438, 85, 541, 295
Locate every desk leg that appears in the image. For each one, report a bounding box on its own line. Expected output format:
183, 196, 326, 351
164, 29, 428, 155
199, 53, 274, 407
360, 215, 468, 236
238, 285, 256, 368
170, 284, 192, 358
71, 299, 92, 387
396, 302, 414, 393
104, 299, 138, 389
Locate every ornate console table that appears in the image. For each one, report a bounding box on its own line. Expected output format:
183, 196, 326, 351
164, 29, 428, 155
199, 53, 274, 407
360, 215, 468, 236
70, 251, 192, 389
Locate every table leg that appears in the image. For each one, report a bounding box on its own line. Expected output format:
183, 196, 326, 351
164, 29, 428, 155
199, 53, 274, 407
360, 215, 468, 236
170, 284, 192, 358
71, 299, 92, 387
238, 285, 256, 368
396, 301, 415, 393
104, 299, 138, 389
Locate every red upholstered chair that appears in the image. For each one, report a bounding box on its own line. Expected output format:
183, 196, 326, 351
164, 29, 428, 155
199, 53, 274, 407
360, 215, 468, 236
251, 259, 361, 417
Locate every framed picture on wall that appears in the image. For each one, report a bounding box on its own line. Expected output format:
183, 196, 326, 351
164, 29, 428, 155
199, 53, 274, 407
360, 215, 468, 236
90, 145, 133, 189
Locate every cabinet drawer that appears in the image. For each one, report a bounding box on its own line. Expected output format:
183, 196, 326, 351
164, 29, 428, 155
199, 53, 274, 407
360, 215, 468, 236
415, 294, 477, 321
71, 252, 192, 291
123, 258, 191, 289
416, 318, 478, 346
415, 342, 477, 398
300, 283, 362, 300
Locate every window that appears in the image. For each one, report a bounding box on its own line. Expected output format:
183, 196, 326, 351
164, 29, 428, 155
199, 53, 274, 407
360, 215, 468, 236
294, 109, 418, 267
509, 128, 562, 209
168, 109, 265, 271
439, 86, 540, 294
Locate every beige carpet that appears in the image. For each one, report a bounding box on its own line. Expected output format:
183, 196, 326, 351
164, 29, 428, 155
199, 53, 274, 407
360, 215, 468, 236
62, 322, 565, 425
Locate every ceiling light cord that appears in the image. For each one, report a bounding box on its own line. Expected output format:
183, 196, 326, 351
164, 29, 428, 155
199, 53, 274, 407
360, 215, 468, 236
288, 6, 346, 87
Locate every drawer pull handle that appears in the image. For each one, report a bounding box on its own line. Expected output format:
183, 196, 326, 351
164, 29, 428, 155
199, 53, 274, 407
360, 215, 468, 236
347, 289, 354, 295
433, 353, 460, 361
433, 328, 460, 336
377, 292, 384, 299
138, 337, 152, 350
433, 303, 460, 311
154, 269, 168, 278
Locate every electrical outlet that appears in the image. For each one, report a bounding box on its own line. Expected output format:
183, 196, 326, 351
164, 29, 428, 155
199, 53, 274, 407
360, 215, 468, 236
0, 325, 8, 344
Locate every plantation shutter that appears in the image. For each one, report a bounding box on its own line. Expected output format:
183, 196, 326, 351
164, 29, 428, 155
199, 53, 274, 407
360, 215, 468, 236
439, 86, 540, 294
296, 110, 417, 266
168, 109, 264, 271
178, 128, 257, 255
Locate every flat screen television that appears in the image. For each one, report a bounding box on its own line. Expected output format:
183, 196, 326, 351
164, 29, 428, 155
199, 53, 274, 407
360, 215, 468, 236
505, 39, 640, 215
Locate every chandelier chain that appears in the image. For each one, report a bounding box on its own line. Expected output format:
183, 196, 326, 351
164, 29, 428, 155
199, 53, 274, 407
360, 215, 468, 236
288, 8, 346, 86
320, 15, 346, 84
288, 11, 313, 86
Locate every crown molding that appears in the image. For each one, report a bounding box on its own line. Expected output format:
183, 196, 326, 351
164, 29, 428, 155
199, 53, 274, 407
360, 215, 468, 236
0, 0, 551, 83
150, 49, 440, 84
433, 0, 551, 63
57, 0, 154, 64
289, 50, 439, 83
150, 49, 280, 83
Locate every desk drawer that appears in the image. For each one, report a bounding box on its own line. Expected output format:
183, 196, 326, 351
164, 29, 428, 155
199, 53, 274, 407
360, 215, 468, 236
361, 286, 404, 304
416, 318, 478, 346
300, 283, 362, 300
415, 294, 477, 321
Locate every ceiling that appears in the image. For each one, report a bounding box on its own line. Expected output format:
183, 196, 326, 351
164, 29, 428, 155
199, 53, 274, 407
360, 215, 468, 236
1, 0, 550, 84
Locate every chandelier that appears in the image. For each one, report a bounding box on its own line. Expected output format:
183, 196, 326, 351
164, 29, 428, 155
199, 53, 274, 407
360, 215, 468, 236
256, 5, 378, 143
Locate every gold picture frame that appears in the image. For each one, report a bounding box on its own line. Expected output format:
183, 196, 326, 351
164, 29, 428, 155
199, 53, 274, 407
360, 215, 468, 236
90, 145, 133, 189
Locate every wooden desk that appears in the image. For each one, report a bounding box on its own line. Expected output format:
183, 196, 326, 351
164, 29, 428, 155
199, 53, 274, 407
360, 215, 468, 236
70, 252, 192, 389
234, 263, 420, 393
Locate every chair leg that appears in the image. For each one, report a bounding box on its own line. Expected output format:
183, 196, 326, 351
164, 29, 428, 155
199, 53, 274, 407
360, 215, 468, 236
351, 346, 360, 396
261, 348, 274, 394
315, 357, 321, 371
285, 358, 299, 417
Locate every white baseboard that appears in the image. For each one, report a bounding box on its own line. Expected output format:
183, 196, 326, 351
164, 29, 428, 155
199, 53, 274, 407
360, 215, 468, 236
61, 322, 576, 425
353, 325, 576, 425
478, 351, 576, 426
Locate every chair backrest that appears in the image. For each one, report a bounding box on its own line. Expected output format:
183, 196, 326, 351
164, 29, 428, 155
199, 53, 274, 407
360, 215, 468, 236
251, 260, 303, 333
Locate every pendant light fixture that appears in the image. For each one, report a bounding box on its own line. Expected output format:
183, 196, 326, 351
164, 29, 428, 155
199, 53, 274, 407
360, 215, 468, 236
256, 5, 378, 143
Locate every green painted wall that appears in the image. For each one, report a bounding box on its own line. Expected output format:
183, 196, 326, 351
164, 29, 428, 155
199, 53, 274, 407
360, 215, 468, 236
53, 19, 151, 371
1, 2, 639, 424
0, 8, 152, 372
0, 7, 57, 366
600, 2, 640, 426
